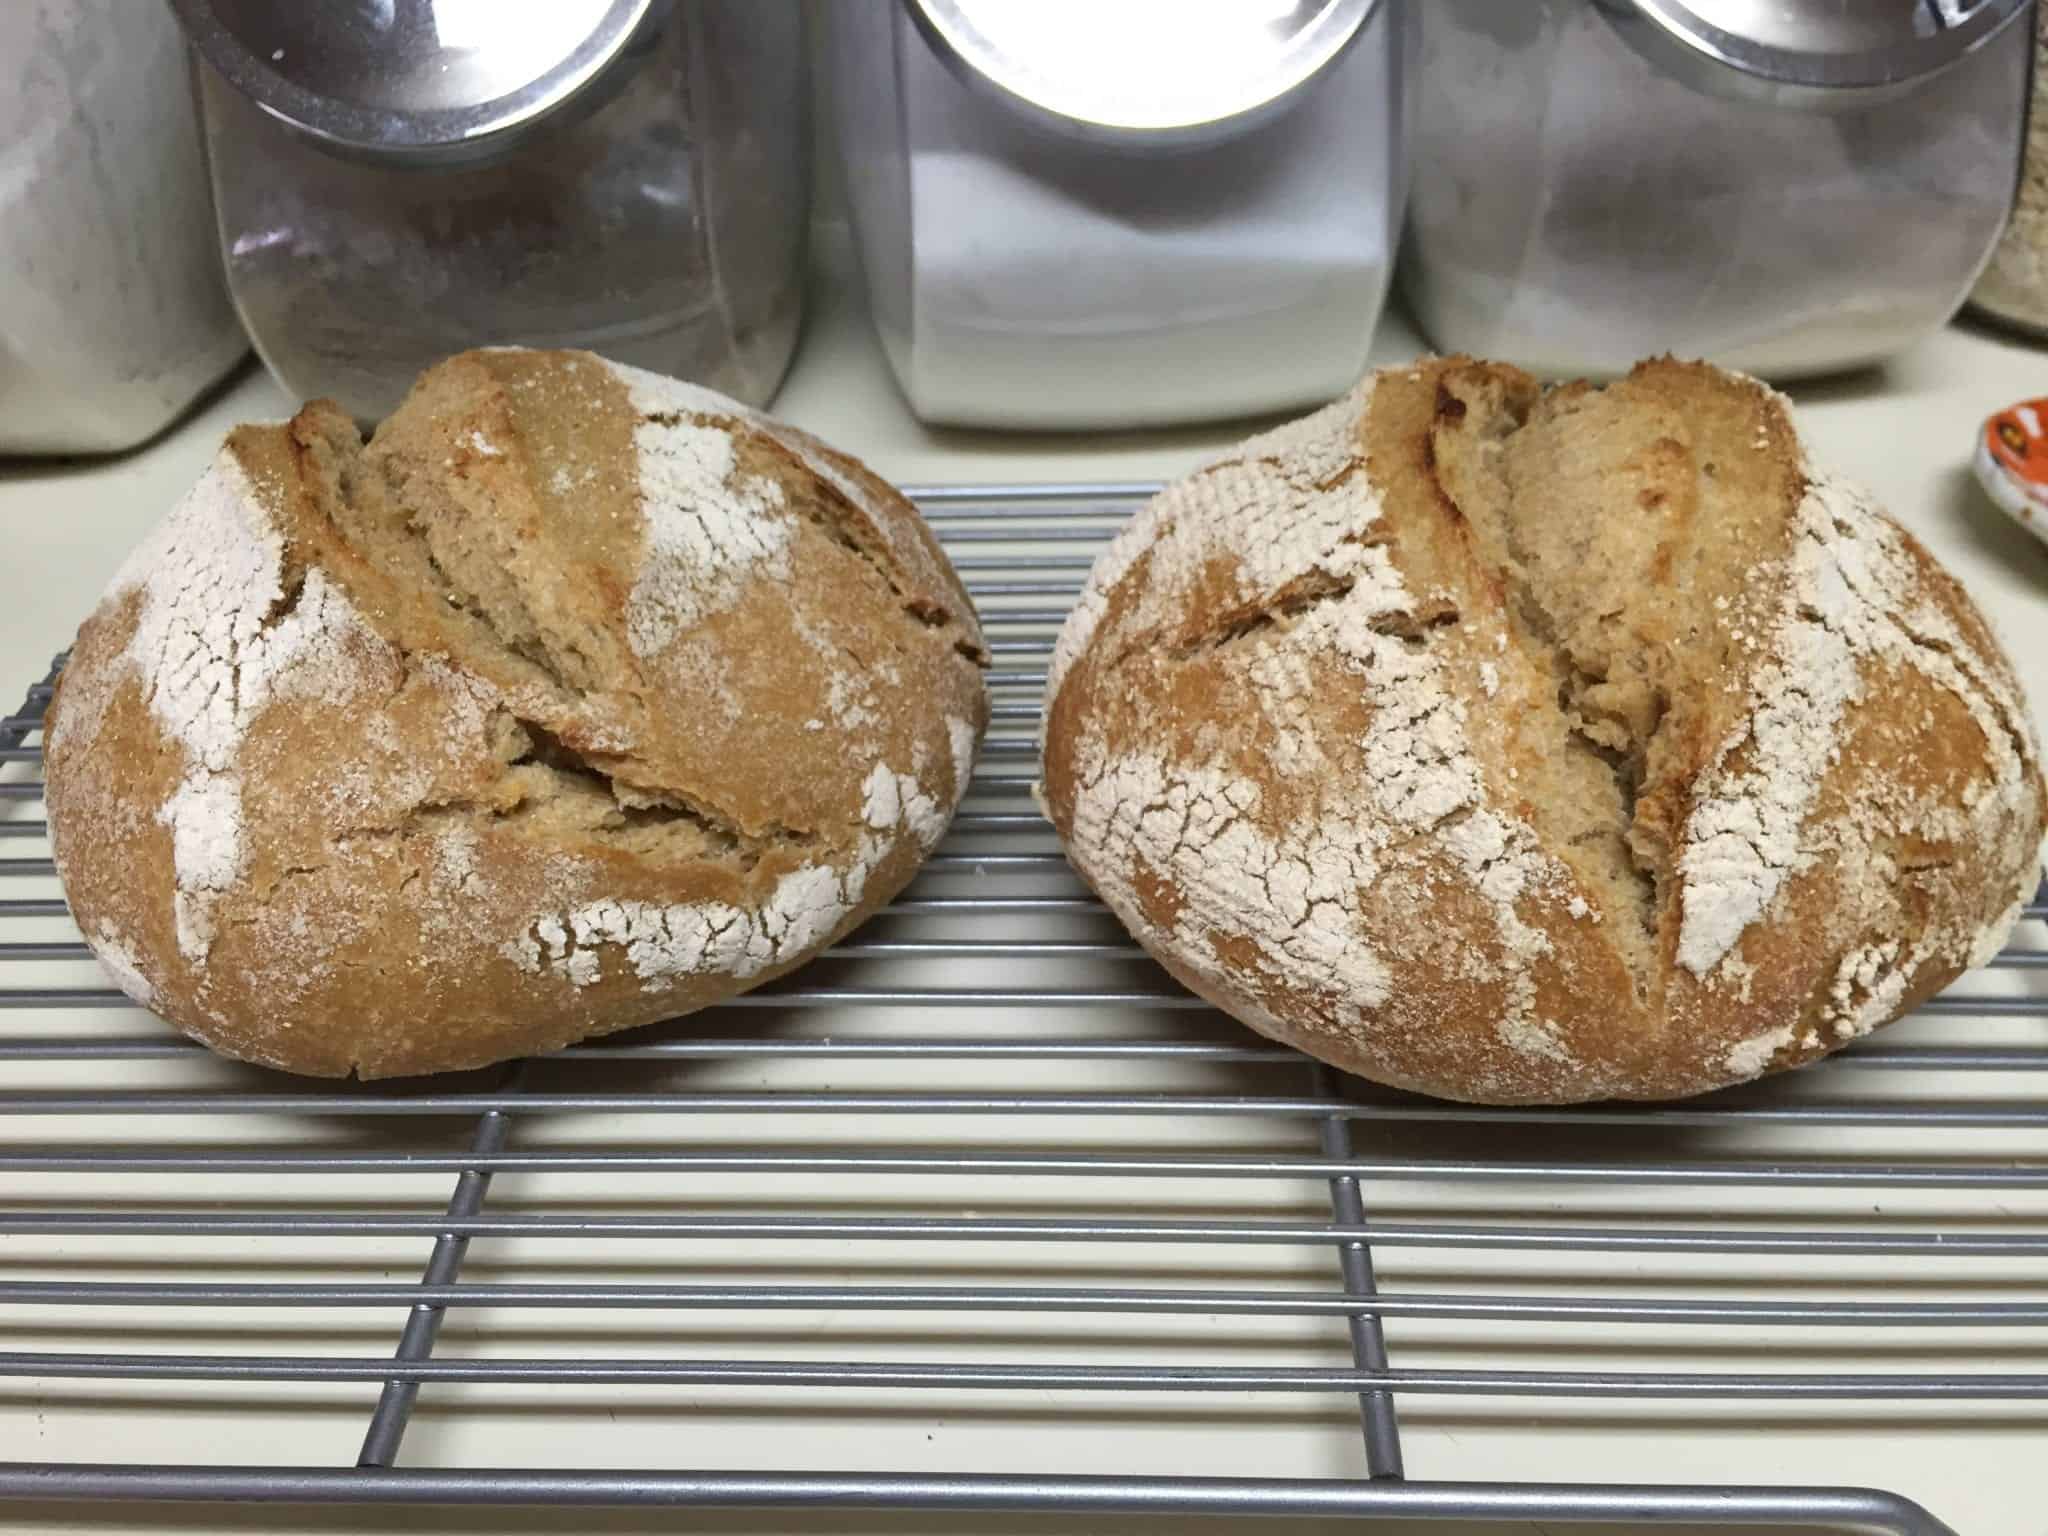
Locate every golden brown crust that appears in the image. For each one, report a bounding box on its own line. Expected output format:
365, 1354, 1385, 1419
45, 349, 988, 1078
1043, 357, 2045, 1103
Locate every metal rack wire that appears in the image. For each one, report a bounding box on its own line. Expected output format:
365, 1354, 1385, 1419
0, 484, 2043, 1533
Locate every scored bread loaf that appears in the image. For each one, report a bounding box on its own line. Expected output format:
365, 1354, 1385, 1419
1042, 356, 2045, 1104
45, 348, 988, 1077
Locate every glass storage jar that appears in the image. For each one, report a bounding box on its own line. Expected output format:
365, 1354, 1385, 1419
174, 0, 807, 424
1970, 6, 2048, 338
0, 0, 246, 453
1402, 0, 2032, 379
829, 0, 1412, 429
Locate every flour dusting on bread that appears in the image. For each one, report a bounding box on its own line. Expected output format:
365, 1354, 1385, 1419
44, 349, 989, 1078
1044, 356, 2045, 1103
1047, 389, 1376, 709
505, 763, 943, 992
610, 364, 801, 661
88, 922, 155, 1009
1073, 750, 1393, 1024
946, 716, 976, 799
625, 411, 794, 659
109, 454, 381, 962
1061, 378, 1573, 1062
1722, 1021, 1797, 1079
1677, 470, 2038, 978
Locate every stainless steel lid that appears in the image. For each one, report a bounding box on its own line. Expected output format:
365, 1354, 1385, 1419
1597, 0, 2033, 107
910, 0, 1382, 145
168, 0, 662, 164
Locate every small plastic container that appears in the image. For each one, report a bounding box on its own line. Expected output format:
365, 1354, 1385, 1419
1975, 395, 2048, 545
0, 0, 246, 454
174, 0, 808, 424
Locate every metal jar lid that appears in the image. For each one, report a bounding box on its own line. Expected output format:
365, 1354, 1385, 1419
910, 0, 1383, 146
168, 0, 664, 165
1596, 0, 2033, 108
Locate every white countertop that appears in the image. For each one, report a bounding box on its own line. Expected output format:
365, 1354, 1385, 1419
3, 251, 2047, 1536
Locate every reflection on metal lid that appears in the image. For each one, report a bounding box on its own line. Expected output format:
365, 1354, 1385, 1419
1602, 0, 2031, 105
911, 0, 1378, 140
167, 0, 658, 164
1673, 0, 1957, 55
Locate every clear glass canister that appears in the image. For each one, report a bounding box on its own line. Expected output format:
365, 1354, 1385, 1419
1403, 0, 2032, 380
0, 0, 246, 453
178, 0, 808, 424
830, 0, 1410, 429
1970, 7, 2048, 337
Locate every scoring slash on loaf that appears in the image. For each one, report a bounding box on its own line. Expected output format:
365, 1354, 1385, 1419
1041, 356, 2045, 1104
44, 349, 989, 1077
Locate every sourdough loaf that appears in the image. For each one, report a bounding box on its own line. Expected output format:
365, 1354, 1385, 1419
46, 349, 988, 1077
1041, 357, 2044, 1103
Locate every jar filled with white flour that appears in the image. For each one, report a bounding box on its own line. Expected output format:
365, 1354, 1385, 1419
0, 0, 247, 453
1403, 0, 2033, 379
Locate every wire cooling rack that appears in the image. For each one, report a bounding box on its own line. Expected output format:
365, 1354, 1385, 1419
0, 484, 2043, 1534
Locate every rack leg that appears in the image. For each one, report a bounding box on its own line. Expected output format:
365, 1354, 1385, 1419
1, 657, 61, 751
356, 1068, 521, 1468
1310, 1062, 1404, 1479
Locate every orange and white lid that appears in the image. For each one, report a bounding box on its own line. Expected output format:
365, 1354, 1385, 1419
1974, 397, 2048, 544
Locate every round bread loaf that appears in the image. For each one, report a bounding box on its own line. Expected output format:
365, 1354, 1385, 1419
46, 349, 988, 1077
1042, 357, 2045, 1103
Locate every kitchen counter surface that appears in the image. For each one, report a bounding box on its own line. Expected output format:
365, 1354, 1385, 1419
2, 251, 2046, 1536
11, 255, 2048, 710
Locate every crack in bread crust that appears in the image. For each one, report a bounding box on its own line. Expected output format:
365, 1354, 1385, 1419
1043, 357, 2045, 1104
44, 348, 990, 1079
